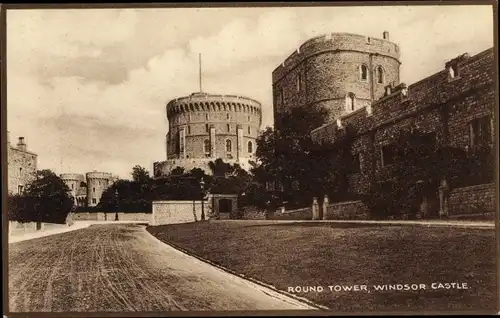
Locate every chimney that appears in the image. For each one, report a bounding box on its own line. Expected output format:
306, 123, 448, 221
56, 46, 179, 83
383, 31, 389, 40
17, 137, 27, 151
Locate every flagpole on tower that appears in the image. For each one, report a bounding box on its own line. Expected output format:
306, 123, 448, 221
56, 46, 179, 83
199, 53, 202, 93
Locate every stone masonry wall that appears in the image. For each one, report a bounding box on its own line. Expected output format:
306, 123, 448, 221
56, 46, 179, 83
323, 200, 369, 220
151, 200, 211, 226
311, 48, 495, 195
7, 145, 37, 195
448, 183, 496, 216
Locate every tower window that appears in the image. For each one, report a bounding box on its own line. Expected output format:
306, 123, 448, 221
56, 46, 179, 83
92, 198, 97, 204
188, 125, 191, 134
205, 113, 209, 120
226, 139, 232, 152
227, 124, 231, 132
296, 73, 302, 91
247, 115, 250, 122
360, 65, 368, 81
376, 66, 384, 84
346, 93, 356, 111
204, 139, 210, 154
18, 185, 24, 194
93, 187, 95, 193
227, 113, 230, 120
469, 115, 492, 147
248, 141, 253, 153
248, 126, 251, 134
205, 124, 209, 132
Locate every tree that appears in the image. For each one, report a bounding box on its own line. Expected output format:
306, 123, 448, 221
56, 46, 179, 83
252, 105, 354, 209
17, 169, 74, 223
132, 165, 151, 184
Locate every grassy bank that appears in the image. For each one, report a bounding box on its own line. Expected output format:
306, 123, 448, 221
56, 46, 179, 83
147, 221, 496, 313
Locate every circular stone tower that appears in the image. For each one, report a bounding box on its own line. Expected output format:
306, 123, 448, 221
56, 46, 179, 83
60, 173, 84, 205
86, 171, 114, 207
154, 92, 262, 177
272, 31, 401, 124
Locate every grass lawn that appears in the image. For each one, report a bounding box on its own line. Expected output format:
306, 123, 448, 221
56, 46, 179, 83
147, 221, 497, 313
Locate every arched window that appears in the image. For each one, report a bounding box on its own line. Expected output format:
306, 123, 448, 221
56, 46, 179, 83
360, 64, 368, 81
248, 141, 253, 153
204, 139, 210, 154
226, 139, 232, 152
346, 93, 356, 111
376, 66, 384, 84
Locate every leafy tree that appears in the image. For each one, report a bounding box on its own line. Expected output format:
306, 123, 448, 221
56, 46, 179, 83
12, 169, 74, 223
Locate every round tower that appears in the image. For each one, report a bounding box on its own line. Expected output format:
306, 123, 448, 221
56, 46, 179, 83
60, 173, 84, 204
154, 92, 262, 177
272, 31, 401, 123
86, 171, 114, 207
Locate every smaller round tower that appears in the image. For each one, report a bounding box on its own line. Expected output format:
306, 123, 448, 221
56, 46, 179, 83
86, 171, 114, 207
60, 173, 85, 205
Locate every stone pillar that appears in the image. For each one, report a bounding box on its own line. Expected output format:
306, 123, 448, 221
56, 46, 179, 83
439, 179, 450, 218
322, 195, 329, 220
209, 125, 216, 158
179, 127, 186, 159
236, 124, 243, 160
312, 197, 320, 220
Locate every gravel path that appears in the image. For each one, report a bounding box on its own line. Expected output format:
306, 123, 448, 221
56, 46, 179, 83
8, 223, 315, 312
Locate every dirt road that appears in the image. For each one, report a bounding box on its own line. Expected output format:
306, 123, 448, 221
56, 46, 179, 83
8, 224, 315, 312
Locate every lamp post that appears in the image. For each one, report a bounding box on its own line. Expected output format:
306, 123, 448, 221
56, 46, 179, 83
200, 177, 206, 221
115, 188, 119, 221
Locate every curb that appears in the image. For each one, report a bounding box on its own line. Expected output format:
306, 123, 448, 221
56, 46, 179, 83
144, 226, 330, 311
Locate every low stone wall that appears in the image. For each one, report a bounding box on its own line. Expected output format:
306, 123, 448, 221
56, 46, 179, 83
69, 212, 152, 222
151, 200, 211, 226
323, 200, 369, 220
269, 207, 312, 220
448, 183, 496, 216
240, 206, 267, 220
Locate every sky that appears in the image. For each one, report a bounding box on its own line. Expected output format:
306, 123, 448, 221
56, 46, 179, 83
6, 5, 494, 180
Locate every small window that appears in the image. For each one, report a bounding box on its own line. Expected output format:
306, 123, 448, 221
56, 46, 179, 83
205, 124, 209, 132
381, 144, 396, 167
205, 113, 209, 120
367, 37, 371, 44
360, 65, 368, 81
93, 187, 95, 193
227, 124, 231, 132
92, 198, 97, 204
71, 184, 74, 190
352, 153, 361, 173
204, 139, 210, 154
188, 125, 191, 134
226, 139, 232, 152
470, 116, 492, 147
296, 73, 302, 91
248, 141, 253, 153
227, 113, 230, 120
346, 93, 356, 111
18, 185, 23, 194
19, 167, 23, 174
247, 115, 250, 122
248, 126, 251, 134
376, 66, 384, 84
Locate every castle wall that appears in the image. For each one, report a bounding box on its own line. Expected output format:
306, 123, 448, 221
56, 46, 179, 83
311, 48, 495, 197
273, 32, 401, 123
86, 171, 114, 207
60, 173, 85, 204
7, 139, 37, 195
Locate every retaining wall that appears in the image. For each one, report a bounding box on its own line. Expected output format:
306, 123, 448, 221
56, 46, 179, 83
448, 183, 496, 216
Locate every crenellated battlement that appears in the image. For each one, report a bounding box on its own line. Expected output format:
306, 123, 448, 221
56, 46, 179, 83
273, 32, 401, 84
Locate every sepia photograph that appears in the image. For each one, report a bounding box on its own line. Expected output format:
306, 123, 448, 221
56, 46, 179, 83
3, 2, 498, 316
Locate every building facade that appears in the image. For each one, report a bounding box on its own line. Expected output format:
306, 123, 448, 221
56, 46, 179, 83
60, 173, 87, 207
154, 92, 263, 177
272, 32, 401, 127
86, 171, 116, 207
310, 48, 495, 200
7, 134, 37, 195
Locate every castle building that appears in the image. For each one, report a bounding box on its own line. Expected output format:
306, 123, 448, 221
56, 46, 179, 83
272, 31, 401, 127
153, 92, 263, 177
61, 171, 118, 208
7, 133, 37, 195
60, 173, 87, 207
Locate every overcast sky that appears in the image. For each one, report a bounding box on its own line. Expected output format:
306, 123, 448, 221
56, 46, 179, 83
7, 5, 494, 180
